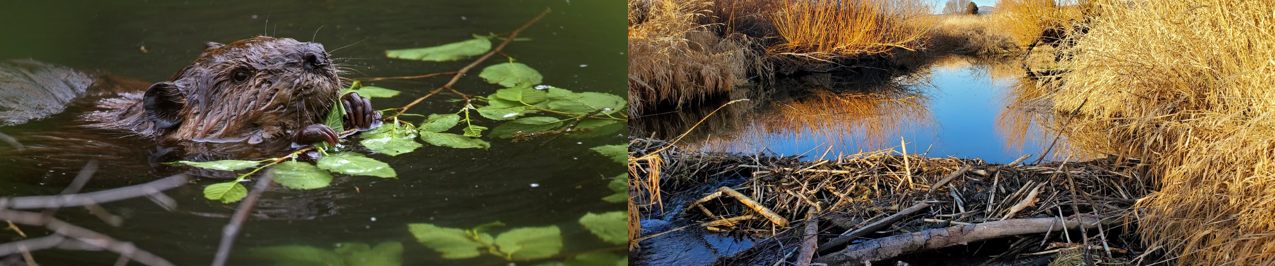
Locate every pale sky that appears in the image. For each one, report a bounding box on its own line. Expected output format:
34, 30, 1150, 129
928, 0, 996, 14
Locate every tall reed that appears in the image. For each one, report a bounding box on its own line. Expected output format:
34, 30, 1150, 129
767, 0, 933, 59
1050, 0, 1275, 264
628, 0, 754, 115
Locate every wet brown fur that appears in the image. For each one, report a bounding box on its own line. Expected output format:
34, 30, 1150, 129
92, 36, 342, 144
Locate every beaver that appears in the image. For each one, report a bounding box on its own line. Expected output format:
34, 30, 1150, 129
88, 36, 380, 145
0, 36, 381, 184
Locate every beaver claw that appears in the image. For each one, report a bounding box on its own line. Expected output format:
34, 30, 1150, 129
293, 124, 339, 146
342, 92, 381, 130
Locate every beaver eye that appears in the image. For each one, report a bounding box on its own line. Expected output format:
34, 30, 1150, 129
232, 69, 251, 83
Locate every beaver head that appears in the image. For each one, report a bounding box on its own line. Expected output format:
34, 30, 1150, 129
138, 36, 342, 144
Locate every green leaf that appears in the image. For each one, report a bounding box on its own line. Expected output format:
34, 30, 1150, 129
480, 63, 543, 88
204, 182, 247, 204
420, 132, 490, 149
335, 242, 403, 266
463, 124, 488, 138
494, 226, 562, 260
349, 86, 401, 98
385, 37, 492, 62
250, 245, 344, 265
547, 92, 625, 115
590, 145, 627, 164
325, 99, 347, 133
568, 119, 624, 139
271, 161, 334, 190
178, 160, 261, 171
420, 114, 460, 133
360, 124, 423, 156
579, 212, 627, 245
491, 116, 563, 138
603, 174, 628, 203
493, 86, 548, 105
408, 223, 489, 259
317, 152, 397, 178
564, 252, 627, 266
476, 105, 534, 121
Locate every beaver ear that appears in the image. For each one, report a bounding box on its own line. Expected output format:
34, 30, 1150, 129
143, 82, 185, 130
204, 41, 224, 49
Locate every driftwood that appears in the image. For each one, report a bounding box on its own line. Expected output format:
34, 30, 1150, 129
718, 186, 789, 227
813, 216, 1109, 265
817, 202, 931, 253
796, 209, 818, 266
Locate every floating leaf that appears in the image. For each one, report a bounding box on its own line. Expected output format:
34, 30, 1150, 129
493, 86, 548, 105
360, 124, 423, 156
568, 119, 624, 138
420, 132, 490, 149
420, 114, 460, 133
480, 63, 542, 88
590, 145, 627, 164
335, 242, 403, 266
463, 124, 488, 138
579, 212, 627, 245
547, 92, 625, 115
271, 161, 333, 190
408, 223, 490, 259
250, 245, 343, 265
603, 174, 627, 203
491, 116, 562, 138
318, 152, 396, 178
476, 105, 534, 121
563, 252, 627, 266
178, 160, 260, 171
325, 99, 347, 133
385, 37, 491, 62
494, 226, 562, 260
204, 182, 247, 204
349, 86, 401, 98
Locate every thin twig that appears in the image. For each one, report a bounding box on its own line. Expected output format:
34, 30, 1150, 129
394, 8, 552, 117
212, 172, 276, 266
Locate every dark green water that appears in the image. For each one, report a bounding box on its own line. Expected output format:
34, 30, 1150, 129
0, 0, 626, 265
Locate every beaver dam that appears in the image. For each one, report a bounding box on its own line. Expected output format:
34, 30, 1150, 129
629, 138, 1153, 265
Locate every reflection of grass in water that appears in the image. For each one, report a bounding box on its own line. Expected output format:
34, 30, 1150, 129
694, 87, 934, 154
995, 76, 1103, 160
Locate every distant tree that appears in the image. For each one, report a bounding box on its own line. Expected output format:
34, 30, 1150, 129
966, 2, 979, 15
942, 0, 974, 14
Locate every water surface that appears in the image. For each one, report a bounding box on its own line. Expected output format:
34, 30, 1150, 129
0, 1, 626, 265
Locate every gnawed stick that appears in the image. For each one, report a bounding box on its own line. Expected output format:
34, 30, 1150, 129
718, 187, 788, 227
814, 216, 1110, 266
929, 165, 971, 192
796, 209, 818, 266
701, 215, 754, 227
817, 202, 931, 253
1000, 183, 1044, 220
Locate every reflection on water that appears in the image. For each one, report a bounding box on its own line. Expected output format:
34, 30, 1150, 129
635, 55, 1093, 163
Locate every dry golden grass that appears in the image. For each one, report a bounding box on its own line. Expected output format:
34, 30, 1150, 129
928, 15, 1020, 55
767, 0, 933, 59
993, 0, 1080, 47
628, 0, 755, 115
1048, 0, 1275, 264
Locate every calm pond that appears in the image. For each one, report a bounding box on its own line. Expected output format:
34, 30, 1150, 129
0, 1, 626, 265
633, 55, 1071, 164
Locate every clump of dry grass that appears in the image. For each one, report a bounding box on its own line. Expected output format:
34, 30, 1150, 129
929, 15, 1020, 55
767, 0, 933, 59
1048, 0, 1275, 264
628, 0, 756, 115
993, 0, 1080, 47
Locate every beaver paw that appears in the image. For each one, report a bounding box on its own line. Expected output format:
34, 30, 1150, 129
293, 124, 339, 146
342, 92, 382, 130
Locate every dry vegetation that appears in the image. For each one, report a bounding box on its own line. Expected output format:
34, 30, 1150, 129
993, 0, 1083, 48
628, 0, 755, 115
767, 0, 933, 59
1033, 0, 1275, 264
929, 15, 1019, 55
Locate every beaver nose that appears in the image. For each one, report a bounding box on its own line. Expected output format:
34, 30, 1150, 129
303, 52, 329, 71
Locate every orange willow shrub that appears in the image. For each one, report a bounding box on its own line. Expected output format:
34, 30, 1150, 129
767, 0, 933, 58
993, 0, 1080, 47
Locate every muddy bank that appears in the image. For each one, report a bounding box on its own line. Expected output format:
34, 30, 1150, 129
628, 137, 1155, 265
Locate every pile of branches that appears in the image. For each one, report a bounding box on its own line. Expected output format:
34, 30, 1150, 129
631, 137, 1155, 265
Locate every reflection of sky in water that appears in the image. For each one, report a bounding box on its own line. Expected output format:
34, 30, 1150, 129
751, 65, 1031, 163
